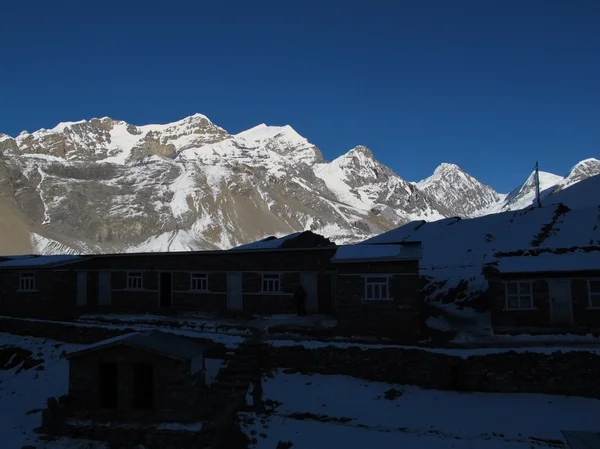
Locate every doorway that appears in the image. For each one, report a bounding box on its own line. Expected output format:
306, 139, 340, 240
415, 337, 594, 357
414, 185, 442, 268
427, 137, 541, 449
301, 272, 318, 313
98, 363, 118, 409
549, 279, 573, 324
227, 272, 243, 311
98, 271, 111, 306
133, 363, 154, 409
159, 272, 172, 308
77, 271, 88, 306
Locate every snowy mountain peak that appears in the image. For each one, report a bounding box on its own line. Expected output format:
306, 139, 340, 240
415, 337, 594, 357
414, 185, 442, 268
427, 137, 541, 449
417, 162, 500, 218
347, 145, 374, 158
522, 170, 562, 193
434, 162, 461, 174
565, 158, 600, 182
236, 123, 304, 144
234, 123, 322, 165
333, 146, 376, 168
418, 162, 464, 185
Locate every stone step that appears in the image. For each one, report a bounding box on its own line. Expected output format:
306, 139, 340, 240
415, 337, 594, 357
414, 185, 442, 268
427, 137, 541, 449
217, 372, 254, 381
213, 379, 250, 388
234, 353, 257, 360
221, 364, 256, 374
213, 379, 250, 387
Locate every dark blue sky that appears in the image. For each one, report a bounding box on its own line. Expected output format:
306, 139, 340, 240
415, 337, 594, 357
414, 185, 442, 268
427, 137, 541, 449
1, 0, 598, 192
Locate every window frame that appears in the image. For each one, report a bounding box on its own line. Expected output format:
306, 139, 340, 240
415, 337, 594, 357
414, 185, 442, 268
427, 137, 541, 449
588, 280, 600, 309
261, 273, 282, 293
18, 272, 36, 292
504, 281, 534, 310
363, 275, 392, 301
190, 272, 209, 292
126, 272, 144, 290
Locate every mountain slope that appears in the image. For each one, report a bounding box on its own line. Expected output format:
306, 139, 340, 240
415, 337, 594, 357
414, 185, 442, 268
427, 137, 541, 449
313, 146, 451, 224
476, 158, 600, 216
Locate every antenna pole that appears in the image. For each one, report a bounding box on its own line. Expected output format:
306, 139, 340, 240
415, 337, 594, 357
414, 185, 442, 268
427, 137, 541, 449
534, 161, 542, 208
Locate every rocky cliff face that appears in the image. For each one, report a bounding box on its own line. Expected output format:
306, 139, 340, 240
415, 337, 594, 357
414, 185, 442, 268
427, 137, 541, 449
0, 114, 597, 255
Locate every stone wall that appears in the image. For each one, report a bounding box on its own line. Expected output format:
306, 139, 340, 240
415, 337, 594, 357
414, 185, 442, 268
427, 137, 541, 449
268, 345, 600, 399
61, 423, 206, 449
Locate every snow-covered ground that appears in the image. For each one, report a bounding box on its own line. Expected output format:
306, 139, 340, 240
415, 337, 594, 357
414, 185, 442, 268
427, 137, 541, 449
78, 312, 337, 334
266, 337, 600, 357
0, 333, 97, 448
4, 331, 600, 448
241, 370, 600, 448
0, 332, 224, 448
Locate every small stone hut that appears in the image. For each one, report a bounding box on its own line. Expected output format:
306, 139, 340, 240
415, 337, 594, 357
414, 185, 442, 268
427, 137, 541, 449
65, 330, 209, 422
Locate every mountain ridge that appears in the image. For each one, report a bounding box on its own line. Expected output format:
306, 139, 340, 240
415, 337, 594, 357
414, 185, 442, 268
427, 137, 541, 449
0, 114, 598, 256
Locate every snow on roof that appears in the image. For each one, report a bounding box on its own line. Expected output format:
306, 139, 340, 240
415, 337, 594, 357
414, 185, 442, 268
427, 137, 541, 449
66, 330, 207, 364
491, 251, 600, 274
0, 254, 84, 269
232, 232, 303, 250
544, 174, 600, 210
331, 243, 422, 262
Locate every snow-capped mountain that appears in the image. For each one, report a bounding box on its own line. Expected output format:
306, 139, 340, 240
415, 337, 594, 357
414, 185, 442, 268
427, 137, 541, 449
416, 163, 501, 217
0, 114, 597, 256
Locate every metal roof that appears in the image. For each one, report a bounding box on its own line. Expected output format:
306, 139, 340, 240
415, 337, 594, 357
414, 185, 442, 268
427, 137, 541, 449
0, 254, 87, 270
561, 430, 600, 449
331, 242, 422, 263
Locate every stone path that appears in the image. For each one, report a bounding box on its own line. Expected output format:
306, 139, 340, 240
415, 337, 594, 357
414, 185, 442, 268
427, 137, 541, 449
212, 333, 262, 402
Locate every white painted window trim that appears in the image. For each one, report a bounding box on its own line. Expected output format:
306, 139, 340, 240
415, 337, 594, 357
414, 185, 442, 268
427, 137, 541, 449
261, 273, 282, 293
190, 272, 209, 292
126, 271, 144, 290
503, 280, 535, 310
363, 275, 392, 301
18, 272, 37, 292
587, 279, 600, 309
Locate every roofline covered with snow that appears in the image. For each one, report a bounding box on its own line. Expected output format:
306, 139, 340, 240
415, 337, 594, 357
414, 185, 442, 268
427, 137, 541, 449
65, 330, 208, 362
331, 242, 422, 263
483, 251, 600, 278
0, 255, 91, 270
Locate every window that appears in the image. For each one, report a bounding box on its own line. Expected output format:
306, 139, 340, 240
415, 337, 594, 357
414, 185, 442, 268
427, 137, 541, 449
127, 272, 143, 290
364, 276, 390, 301
589, 280, 600, 308
505, 281, 533, 309
261, 274, 281, 293
190, 273, 208, 291
19, 272, 36, 291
